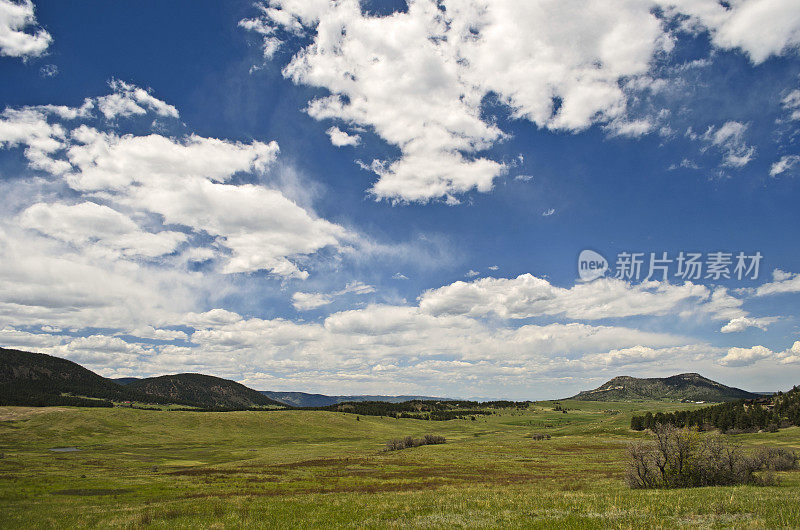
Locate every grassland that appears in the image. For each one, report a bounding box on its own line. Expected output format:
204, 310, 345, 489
1, 400, 799, 528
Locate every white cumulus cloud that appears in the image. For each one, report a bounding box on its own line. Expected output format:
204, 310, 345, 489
0, 83, 349, 279
754, 269, 800, 296
719, 341, 800, 366
326, 126, 360, 147
417, 274, 744, 322
660, 0, 800, 64
719, 316, 777, 333
241, 0, 800, 203
0, 0, 51, 58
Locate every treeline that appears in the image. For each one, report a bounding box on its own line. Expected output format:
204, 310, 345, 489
0, 377, 149, 405
310, 399, 531, 419
167, 406, 278, 412
0, 390, 113, 408
415, 410, 488, 421
0, 381, 192, 409
631, 386, 800, 433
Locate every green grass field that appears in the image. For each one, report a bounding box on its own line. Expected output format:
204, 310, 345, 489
1, 401, 799, 528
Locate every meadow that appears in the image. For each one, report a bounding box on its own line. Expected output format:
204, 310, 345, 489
1, 401, 799, 528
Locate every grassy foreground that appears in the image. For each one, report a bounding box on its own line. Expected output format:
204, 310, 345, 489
1, 401, 799, 528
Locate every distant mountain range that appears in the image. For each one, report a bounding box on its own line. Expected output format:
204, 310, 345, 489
2, 347, 766, 408
258, 391, 455, 408
570, 373, 759, 402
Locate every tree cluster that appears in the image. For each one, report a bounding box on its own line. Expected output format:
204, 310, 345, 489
314, 399, 507, 419
630, 386, 800, 433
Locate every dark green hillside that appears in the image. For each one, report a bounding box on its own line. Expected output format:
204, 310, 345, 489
631, 385, 800, 432
0, 347, 144, 406
1, 348, 283, 409
571, 373, 757, 402
127, 374, 284, 410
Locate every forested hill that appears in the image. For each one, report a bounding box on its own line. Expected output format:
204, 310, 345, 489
631, 385, 799, 432
0, 348, 283, 409
0, 347, 145, 406
127, 374, 284, 409
571, 373, 758, 402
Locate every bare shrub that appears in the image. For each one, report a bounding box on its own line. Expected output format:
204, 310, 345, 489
423, 434, 446, 445
385, 434, 446, 451
753, 446, 799, 471
385, 439, 405, 451
627, 424, 785, 489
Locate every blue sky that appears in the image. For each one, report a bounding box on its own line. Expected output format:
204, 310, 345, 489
1, 0, 799, 399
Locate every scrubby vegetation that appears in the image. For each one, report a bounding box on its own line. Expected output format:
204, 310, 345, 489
627, 424, 798, 489
385, 434, 446, 451
754, 445, 800, 471
630, 386, 800, 433
1, 399, 799, 527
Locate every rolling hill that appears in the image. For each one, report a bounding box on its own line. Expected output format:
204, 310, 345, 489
127, 374, 284, 409
570, 373, 758, 402
0, 348, 283, 409
0, 347, 146, 406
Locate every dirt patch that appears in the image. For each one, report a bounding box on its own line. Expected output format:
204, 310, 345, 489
51, 488, 132, 496
317, 463, 555, 486
552, 443, 614, 454
271, 458, 352, 469
83, 459, 110, 465
167, 468, 243, 476
246, 476, 282, 483
183, 480, 444, 499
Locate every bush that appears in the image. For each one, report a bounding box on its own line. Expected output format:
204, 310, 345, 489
385, 434, 446, 451
385, 439, 405, 451
627, 425, 791, 489
423, 434, 446, 445
753, 446, 798, 471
